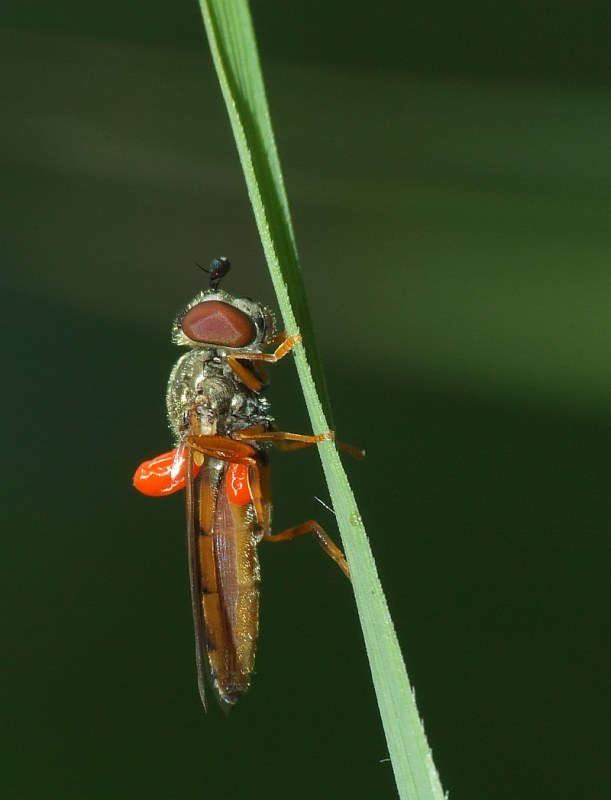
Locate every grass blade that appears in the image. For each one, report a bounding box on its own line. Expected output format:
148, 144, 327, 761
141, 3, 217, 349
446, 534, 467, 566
198, 3, 446, 798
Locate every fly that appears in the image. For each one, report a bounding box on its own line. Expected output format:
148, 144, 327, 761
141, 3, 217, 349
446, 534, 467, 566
133, 257, 355, 711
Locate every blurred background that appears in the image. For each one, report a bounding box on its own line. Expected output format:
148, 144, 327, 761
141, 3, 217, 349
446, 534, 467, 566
2, 1, 611, 798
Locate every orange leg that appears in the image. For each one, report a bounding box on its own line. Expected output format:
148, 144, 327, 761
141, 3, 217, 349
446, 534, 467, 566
233, 427, 334, 446
335, 441, 366, 460
246, 459, 347, 576
233, 426, 365, 459
262, 522, 350, 579
268, 330, 289, 346
226, 333, 302, 388
269, 437, 365, 459
185, 434, 259, 466
241, 332, 301, 362
226, 359, 267, 392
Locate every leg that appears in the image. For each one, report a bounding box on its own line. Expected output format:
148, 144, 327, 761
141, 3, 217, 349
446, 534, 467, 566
233, 427, 334, 447
225, 358, 268, 392
226, 333, 302, 386
268, 330, 289, 346
270, 437, 365, 459
263, 521, 350, 579
233, 426, 365, 459
243, 332, 301, 363
335, 441, 366, 460
186, 434, 259, 467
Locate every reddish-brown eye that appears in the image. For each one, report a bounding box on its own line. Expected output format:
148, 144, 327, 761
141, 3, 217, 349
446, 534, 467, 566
180, 301, 256, 347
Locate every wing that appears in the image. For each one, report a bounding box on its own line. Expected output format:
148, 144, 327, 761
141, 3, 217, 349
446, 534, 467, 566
185, 450, 211, 711
186, 452, 261, 711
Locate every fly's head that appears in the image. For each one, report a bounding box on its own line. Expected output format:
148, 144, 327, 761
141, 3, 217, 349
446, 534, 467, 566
172, 257, 276, 352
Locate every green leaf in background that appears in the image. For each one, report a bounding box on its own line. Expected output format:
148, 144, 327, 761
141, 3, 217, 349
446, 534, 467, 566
198, 2, 445, 798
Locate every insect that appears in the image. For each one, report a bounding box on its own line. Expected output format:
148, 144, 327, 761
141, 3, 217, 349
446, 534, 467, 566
133, 257, 353, 711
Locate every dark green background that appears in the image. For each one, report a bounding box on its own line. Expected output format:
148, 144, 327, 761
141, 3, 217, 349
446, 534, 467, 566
3, 2, 611, 798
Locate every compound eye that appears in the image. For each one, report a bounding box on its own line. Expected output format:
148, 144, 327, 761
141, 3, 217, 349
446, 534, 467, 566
180, 300, 257, 347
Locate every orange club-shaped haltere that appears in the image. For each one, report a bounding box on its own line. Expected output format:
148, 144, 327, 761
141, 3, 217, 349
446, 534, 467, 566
133, 257, 357, 711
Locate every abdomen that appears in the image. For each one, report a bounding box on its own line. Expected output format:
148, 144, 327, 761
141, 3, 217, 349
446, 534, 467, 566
196, 458, 261, 707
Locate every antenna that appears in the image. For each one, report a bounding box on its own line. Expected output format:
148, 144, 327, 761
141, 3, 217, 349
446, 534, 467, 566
200, 257, 231, 291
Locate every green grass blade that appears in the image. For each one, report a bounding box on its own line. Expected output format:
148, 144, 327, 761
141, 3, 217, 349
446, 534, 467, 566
198, 3, 446, 798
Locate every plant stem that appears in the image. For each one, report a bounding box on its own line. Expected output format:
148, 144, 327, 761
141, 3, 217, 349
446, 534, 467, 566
197, 3, 445, 798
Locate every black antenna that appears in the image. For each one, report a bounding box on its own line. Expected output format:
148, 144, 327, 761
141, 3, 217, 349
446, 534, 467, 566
197, 257, 231, 292
208, 257, 230, 291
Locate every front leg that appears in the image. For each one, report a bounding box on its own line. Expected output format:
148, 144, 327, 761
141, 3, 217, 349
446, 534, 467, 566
226, 333, 302, 390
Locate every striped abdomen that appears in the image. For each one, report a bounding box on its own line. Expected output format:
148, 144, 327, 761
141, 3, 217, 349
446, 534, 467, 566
188, 457, 264, 709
